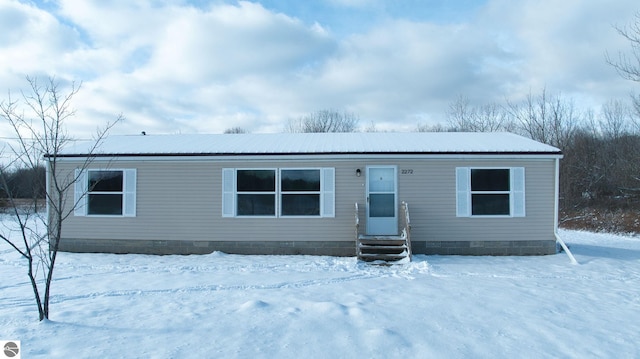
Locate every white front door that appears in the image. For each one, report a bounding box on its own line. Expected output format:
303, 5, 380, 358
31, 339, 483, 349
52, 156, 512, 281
366, 166, 397, 235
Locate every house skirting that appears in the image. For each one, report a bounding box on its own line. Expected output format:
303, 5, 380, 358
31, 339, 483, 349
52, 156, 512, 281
58, 238, 357, 256
59, 238, 557, 256
412, 240, 557, 255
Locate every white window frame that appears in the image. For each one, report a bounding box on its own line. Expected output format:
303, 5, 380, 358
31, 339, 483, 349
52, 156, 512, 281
280, 168, 322, 218
222, 167, 335, 218
235, 168, 278, 218
456, 167, 525, 218
74, 168, 137, 217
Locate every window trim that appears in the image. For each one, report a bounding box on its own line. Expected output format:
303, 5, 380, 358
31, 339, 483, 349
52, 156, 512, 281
222, 167, 335, 218
74, 168, 137, 217
456, 167, 525, 218
280, 168, 322, 218
235, 168, 277, 218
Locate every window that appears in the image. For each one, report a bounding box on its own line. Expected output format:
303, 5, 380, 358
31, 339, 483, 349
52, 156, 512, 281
281, 169, 320, 216
236, 170, 276, 216
456, 167, 525, 217
471, 169, 510, 215
88, 170, 124, 215
222, 168, 334, 218
74, 169, 137, 217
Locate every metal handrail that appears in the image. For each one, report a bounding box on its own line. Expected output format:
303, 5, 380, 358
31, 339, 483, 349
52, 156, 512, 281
355, 203, 361, 257
401, 201, 412, 260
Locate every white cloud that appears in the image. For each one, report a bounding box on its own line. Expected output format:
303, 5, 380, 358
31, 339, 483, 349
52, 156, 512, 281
0, 0, 81, 85
289, 18, 521, 128
51, 1, 337, 134
136, 2, 334, 83
1, 0, 639, 137
474, 0, 637, 109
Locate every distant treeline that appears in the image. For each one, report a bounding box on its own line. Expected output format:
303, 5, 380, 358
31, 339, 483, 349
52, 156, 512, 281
0, 165, 46, 200
414, 91, 640, 232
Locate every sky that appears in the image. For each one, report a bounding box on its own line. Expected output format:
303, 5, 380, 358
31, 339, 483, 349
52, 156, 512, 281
0, 0, 639, 138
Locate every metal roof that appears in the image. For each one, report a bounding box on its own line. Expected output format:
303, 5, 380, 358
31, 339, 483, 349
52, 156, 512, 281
55, 132, 562, 157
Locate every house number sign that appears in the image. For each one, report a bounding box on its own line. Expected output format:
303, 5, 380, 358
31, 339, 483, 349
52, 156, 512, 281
401, 169, 414, 174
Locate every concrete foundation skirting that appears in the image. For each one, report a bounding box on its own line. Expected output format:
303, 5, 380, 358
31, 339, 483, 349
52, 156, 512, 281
59, 238, 357, 256
411, 240, 557, 255
59, 238, 558, 256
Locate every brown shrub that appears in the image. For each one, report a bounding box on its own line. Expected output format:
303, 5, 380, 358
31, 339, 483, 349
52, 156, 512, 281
560, 207, 640, 234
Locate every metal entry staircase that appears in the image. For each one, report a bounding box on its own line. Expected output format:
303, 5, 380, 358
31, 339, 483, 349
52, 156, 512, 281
355, 202, 412, 263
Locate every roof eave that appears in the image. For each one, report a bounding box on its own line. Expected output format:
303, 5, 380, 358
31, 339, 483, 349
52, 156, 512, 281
52, 150, 563, 158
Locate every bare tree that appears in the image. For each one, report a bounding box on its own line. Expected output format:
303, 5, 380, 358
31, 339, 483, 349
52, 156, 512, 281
632, 94, 640, 129
446, 95, 474, 131
0, 76, 120, 321
600, 99, 633, 139
285, 110, 359, 133
607, 13, 640, 125
507, 88, 580, 150
606, 13, 640, 82
446, 95, 513, 132
415, 122, 452, 132
363, 120, 379, 132
223, 126, 248, 134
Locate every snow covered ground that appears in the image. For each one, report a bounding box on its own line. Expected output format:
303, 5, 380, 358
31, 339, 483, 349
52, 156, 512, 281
1, 229, 639, 358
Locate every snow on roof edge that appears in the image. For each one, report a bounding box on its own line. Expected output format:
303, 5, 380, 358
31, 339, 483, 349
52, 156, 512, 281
55, 132, 562, 157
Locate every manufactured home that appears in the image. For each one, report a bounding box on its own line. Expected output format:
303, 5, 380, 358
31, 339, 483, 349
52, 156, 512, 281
50, 132, 562, 260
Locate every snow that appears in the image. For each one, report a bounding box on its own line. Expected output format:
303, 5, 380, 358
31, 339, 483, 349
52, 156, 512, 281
58, 132, 561, 157
1, 228, 639, 358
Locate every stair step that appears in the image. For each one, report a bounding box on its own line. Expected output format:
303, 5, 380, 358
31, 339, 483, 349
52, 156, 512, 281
358, 234, 404, 240
358, 253, 408, 262
358, 239, 406, 246
359, 244, 407, 250
359, 246, 406, 255
356, 233, 410, 263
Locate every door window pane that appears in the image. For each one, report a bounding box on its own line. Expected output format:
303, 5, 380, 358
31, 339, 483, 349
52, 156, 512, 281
369, 194, 395, 217
369, 168, 395, 192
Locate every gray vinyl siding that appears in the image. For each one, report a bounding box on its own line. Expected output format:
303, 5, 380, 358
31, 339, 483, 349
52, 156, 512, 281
56, 156, 557, 245
59, 159, 357, 243
399, 159, 556, 243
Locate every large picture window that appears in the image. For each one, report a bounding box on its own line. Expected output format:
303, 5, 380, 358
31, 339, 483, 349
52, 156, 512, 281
222, 168, 334, 218
456, 167, 525, 217
74, 169, 137, 217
